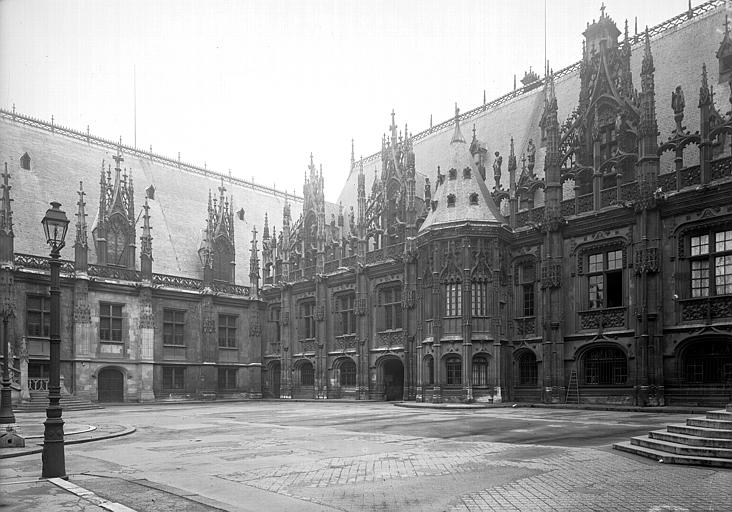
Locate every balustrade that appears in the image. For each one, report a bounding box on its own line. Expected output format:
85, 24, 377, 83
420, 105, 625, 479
28, 378, 49, 392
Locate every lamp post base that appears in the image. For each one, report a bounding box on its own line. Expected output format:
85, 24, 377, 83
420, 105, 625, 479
0, 381, 15, 424
41, 412, 66, 479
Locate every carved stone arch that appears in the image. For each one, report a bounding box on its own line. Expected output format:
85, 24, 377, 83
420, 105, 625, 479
673, 212, 732, 259
573, 236, 628, 276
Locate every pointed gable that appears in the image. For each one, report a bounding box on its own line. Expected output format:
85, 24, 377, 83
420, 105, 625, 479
419, 104, 505, 233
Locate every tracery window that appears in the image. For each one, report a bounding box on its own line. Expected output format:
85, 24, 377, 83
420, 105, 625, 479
107, 219, 127, 266
335, 293, 356, 335
300, 300, 316, 339
445, 281, 462, 316
471, 280, 488, 317
516, 261, 536, 316
689, 229, 732, 297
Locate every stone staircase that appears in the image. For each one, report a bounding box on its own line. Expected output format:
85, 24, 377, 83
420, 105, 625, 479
14, 392, 103, 412
613, 404, 732, 468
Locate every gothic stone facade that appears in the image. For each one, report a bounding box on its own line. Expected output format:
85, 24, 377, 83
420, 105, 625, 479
3, 2, 732, 406
259, 5, 732, 407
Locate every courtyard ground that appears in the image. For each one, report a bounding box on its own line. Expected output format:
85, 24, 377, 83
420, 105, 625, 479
1, 401, 731, 511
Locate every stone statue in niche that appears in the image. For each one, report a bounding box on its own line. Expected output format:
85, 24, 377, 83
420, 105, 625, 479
526, 139, 536, 172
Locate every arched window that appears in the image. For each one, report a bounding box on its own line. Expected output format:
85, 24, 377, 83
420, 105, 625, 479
423, 355, 434, 385
445, 355, 461, 386
299, 361, 314, 386
516, 351, 538, 386
107, 218, 127, 266
582, 347, 627, 385
339, 359, 357, 386
20, 152, 31, 170
472, 354, 490, 387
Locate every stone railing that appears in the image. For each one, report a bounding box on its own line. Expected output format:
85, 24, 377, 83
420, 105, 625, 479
561, 199, 575, 217
514, 316, 536, 337
14, 254, 74, 273
680, 295, 732, 322
28, 377, 49, 392
619, 182, 638, 202
365, 248, 384, 264
600, 187, 616, 208
577, 193, 593, 214
153, 273, 203, 291
212, 282, 250, 296
377, 329, 404, 348
680, 165, 701, 188
578, 307, 626, 330
659, 172, 677, 192
711, 156, 732, 180
334, 334, 357, 351
88, 264, 142, 281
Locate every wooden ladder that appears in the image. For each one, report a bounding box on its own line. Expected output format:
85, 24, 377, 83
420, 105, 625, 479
565, 369, 579, 404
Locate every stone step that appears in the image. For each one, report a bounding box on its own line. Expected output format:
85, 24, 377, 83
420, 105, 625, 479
687, 417, 732, 430
613, 441, 732, 469
706, 410, 732, 420
631, 436, 732, 459
667, 424, 732, 439
649, 430, 732, 449
728, 404, 732, 413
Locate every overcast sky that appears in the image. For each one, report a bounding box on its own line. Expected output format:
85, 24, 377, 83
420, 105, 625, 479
1, 0, 690, 200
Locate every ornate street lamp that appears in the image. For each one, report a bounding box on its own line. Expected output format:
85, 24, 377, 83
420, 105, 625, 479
40, 201, 68, 479
0, 289, 16, 425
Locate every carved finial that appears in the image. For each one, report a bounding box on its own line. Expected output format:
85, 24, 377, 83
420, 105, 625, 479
450, 103, 465, 144
0, 163, 13, 237
600, 2, 606, 18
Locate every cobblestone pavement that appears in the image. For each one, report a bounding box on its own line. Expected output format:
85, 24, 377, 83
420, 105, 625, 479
4, 403, 731, 511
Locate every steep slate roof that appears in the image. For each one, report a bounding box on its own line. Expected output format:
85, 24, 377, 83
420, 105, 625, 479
419, 107, 504, 233
0, 114, 302, 284
337, 2, 725, 211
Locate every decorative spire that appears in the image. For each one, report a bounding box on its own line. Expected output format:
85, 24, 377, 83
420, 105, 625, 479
249, 225, 260, 294
140, 197, 153, 278
699, 63, 712, 108
350, 138, 355, 171
0, 164, 13, 238
263, 212, 270, 240
450, 103, 465, 144
641, 27, 654, 76
75, 180, 87, 249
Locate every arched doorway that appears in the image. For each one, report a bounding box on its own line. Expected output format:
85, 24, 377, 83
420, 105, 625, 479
98, 367, 124, 402
268, 360, 281, 398
381, 358, 404, 401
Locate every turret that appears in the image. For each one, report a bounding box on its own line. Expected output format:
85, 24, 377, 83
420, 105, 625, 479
140, 197, 153, 280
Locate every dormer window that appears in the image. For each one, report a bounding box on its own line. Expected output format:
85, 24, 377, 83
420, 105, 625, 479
145, 185, 155, 200
447, 195, 456, 207
431, 200, 438, 211
20, 152, 30, 170
469, 193, 479, 205
449, 169, 457, 180
463, 168, 471, 179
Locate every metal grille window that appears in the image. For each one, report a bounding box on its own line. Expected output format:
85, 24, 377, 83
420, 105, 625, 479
472, 355, 489, 387
217, 367, 237, 390
516, 352, 538, 386
381, 286, 402, 330
445, 356, 462, 386
100, 303, 123, 342
300, 301, 316, 339
26, 295, 50, 337
445, 282, 462, 317
583, 347, 627, 385
690, 229, 732, 297
218, 315, 237, 348
337, 294, 356, 335
300, 362, 314, 386
162, 367, 185, 390
588, 250, 622, 309
339, 360, 356, 386
163, 309, 185, 346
